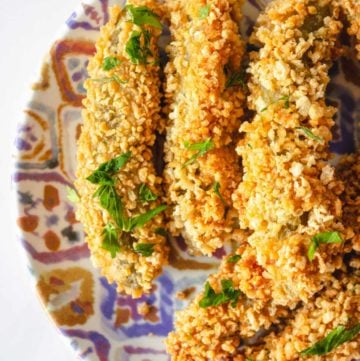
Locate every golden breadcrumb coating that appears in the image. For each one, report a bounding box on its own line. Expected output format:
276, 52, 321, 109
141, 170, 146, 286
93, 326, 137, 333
75, 2, 168, 297
164, 0, 246, 255
232, 0, 354, 304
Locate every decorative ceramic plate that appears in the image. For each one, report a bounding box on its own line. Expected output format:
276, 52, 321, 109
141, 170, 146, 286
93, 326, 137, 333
13, 1, 359, 360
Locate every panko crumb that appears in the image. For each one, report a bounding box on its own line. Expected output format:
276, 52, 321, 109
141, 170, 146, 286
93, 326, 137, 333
176, 287, 196, 300
137, 302, 151, 317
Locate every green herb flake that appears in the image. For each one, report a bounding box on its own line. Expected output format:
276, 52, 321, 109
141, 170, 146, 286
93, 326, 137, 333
307, 231, 343, 262
92, 75, 127, 85
102, 223, 120, 258
247, 143, 253, 149
296, 126, 323, 142
102, 56, 121, 71
213, 182, 227, 207
183, 138, 214, 167
199, 280, 241, 308
125, 5, 162, 29
139, 183, 158, 202
125, 30, 153, 65
86, 152, 131, 185
134, 243, 155, 257
300, 324, 360, 356
155, 227, 168, 237
227, 254, 241, 264
66, 186, 80, 203
127, 205, 167, 231
225, 70, 246, 89
199, 4, 210, 19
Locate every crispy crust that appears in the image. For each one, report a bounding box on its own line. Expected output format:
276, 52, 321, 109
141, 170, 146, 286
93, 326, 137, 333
164, 0, 246, 255
75, 3, 168, 297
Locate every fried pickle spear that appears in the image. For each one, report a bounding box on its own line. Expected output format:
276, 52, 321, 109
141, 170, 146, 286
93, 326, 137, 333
166, 244, 291, 360
166, 250, 360, 360
164, 0, 246, 255
75, 2, 168, 297
232, 0, 355, 304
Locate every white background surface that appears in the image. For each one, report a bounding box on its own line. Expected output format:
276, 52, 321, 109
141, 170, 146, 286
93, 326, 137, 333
0, 0, 79, 360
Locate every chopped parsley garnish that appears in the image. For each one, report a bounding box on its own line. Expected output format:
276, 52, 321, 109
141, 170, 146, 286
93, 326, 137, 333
125, 5, 162, 29
296, 126, 323, 142
247, 143, 253, 149
199, 280, 241, 308
134, 243, 155, 257
94, 185, 125, 228
307, 231, 343, 262
199, 4, 210, 19
261, 95, 290, 112
102, 56, 122, 71
86, 153, 166, 257
102, 223, 121, 258
155, 227, 168, 237
66, 186, 80, 203
213, 182, 227, 207
92, 75, 127, 85
127, 205, 167, 231
139, 183, 158, 202
300, 324, 360, 356
225, 69, 246, 89
125, 29, 154, 65
87, 152, 131, 185
183, 138, 214, 167
227, 254, 241, 264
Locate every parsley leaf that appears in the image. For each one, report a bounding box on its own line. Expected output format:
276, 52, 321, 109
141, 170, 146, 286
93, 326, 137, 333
227, 255, 241, 263
134, 243, 155, 257
300, 324, 360, 356
125, 30, 153, 65
94, 185, 125, 229
296, 126, 323, 142
126, 5, 162, 29
183, 138, 214, 167
127, 205, 167, 231
225, 70, 246, 89
199, 4, 210, 19
102, 56, 121, 71
86, 152, 131, 185
87, 171, 115, 186
199, 280, 241, 308
102, 223, 120, 258
213, 182, 227, 206
139, 183, 158, 202
66, 186, 80, 203
307, 231, 343, 262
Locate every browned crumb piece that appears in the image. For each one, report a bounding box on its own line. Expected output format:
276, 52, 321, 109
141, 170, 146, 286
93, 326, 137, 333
164, 0, 246, 255
75, 2, 168, 298
176, 287, 196, 300
137, 302, 151, 317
